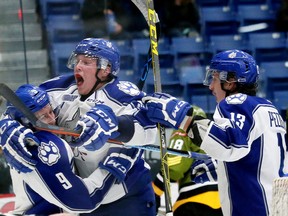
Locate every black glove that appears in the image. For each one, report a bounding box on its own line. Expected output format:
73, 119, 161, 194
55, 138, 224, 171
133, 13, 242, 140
187, 115, 212, 146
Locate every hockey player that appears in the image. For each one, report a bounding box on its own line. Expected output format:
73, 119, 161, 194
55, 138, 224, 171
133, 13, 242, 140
0, 38, 158, 215
0, 84, 141, 215
153, 106, 222, 216
142, 50, 288, 216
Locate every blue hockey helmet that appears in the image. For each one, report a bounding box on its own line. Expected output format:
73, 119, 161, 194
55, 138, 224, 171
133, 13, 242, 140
204, 50, 259, 86
5, 84, 50, 121
67, 38, 120, 76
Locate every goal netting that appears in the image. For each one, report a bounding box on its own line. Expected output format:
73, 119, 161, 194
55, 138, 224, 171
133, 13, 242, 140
271, 177, 288, 216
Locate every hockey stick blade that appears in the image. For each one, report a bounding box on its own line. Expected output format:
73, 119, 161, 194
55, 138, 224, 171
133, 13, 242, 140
131, 0, 159, 25
0, 83, 81, 137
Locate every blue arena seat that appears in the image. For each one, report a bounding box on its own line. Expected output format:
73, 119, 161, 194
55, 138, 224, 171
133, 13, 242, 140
208, 34, 248, 54
259, 61, 288, 100
111, 39, 134, 70
170, 36, 207, 66
117, 69, 138, 83
248, 32, 288, 63
190, 94, 217, 115
145, 68, 183, 97
199, 6, 240, 37
272, 91, 288, 119
237, 4, 276, 32
232, 0, 268, 5
46, 22, 85, 44
39, 0, 83, 23
49, 42, 77, 76
132, 38, 173, 73
179, 65, 206, 102
196, 0, 231, 7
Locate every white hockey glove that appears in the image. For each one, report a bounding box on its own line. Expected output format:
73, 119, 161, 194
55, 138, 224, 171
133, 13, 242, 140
99, 145, 140, 182
0, 118, 39, 173
191, 158, 218, 183
187, 116, 212, 146
142, 92, 193, 129
72, 104, 119, 151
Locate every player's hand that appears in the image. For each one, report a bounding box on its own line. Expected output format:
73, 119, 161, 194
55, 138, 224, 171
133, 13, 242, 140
0, 118, 39, 173
191, 158, 218, 183
72, 104, 119, 151
188, 115, 212, 146
142, 92, 193, 129
99, 145, 139, 182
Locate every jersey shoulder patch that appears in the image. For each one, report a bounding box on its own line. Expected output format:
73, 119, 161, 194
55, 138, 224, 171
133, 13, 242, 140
117, 81, 141, 96
225, 93, 247, 105
38, 141, 61, 166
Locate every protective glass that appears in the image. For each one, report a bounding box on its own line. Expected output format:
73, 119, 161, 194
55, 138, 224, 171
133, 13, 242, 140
204, 68, 238, 86
67, 52, 110, 71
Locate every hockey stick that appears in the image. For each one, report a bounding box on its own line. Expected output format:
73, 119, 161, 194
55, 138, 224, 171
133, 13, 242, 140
109, 139, 211, 160
131, 0, 160, 90
0, 83, 211, 160
0, 83, 81, 137
146, 0, 173, 214
128, 144, 211, 160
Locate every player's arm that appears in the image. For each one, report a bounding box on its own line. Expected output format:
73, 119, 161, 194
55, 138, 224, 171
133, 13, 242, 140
22, 131, 136, 213
142, 92, 252, 161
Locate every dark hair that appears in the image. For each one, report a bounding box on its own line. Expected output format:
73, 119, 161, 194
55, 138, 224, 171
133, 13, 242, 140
228, 72, 258, 96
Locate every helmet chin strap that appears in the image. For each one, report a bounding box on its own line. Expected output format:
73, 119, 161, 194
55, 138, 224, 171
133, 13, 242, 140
80, 68, 113, 101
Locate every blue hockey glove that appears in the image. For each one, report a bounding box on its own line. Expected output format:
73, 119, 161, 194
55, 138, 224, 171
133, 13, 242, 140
0, 118, 39, 173
142, 93, 193, 129
191, 158, 218, 184
72, 104, 119, 151
99, 145, 140, 182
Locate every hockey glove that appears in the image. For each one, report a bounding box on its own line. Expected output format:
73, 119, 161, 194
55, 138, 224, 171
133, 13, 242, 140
0, 118, 39, 173
72, 104, 119, 151
187, 115, 212, 146
142, 92, 193, 129
191, 158, 218, 183
99, 145, 140, 182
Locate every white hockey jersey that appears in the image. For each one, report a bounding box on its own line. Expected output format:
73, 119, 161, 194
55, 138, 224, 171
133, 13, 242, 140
201, 93, 288, 216
11, 131, 119, 215
10, 74, 157, 214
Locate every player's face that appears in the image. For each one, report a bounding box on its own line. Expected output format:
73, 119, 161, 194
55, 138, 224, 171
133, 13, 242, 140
209, 72, 226, 103
35, 104, 56, 125
74, 55, 111, 95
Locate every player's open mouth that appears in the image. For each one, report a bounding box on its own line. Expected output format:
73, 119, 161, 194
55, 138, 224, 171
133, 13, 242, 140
75, 74, 84, 86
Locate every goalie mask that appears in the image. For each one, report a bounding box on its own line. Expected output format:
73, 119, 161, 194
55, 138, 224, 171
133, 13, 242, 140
67, 38, 120, 76
5, 84, 51, 126
204, 49, 259, 86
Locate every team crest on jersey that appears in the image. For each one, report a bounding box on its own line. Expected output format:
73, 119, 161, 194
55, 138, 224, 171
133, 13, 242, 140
38, 141, 60, 166
117, 81, 140, 96
225, 93, 247, 104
